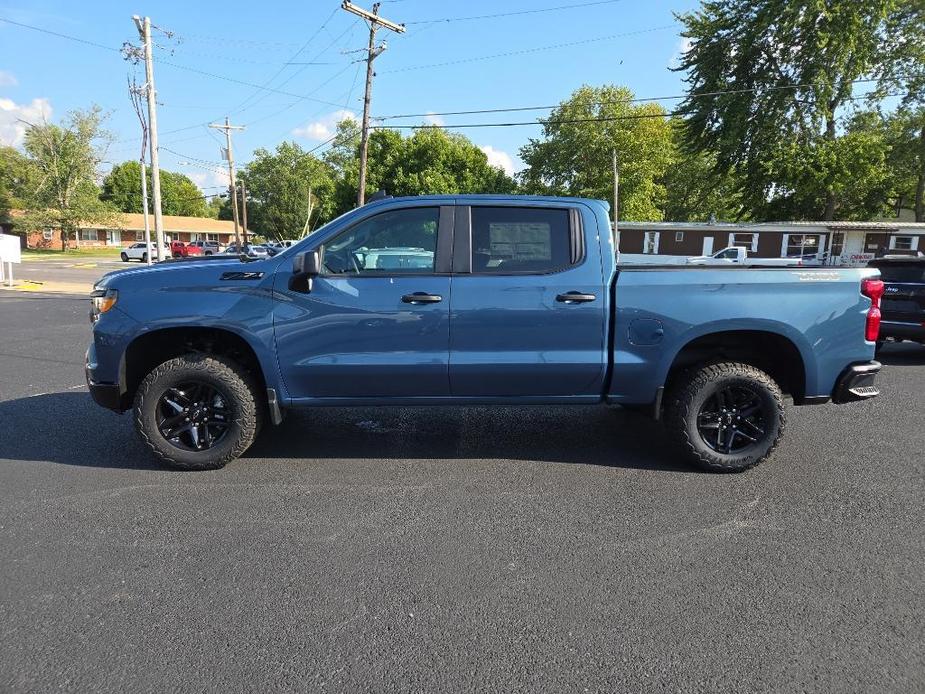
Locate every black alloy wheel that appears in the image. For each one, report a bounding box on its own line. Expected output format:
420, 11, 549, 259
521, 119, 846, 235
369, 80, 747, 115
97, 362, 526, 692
156, 381, 231, 451
696, 385, 767, 454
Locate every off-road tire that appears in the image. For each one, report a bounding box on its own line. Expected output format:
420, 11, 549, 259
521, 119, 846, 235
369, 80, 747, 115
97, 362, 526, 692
666, 362, 785, 473
120, 252, 129, 262
134, 354, 262, 470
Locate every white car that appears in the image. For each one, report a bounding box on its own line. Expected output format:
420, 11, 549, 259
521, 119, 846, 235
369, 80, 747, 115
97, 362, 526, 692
687, 246, 806, 266
120, 241, 170, 262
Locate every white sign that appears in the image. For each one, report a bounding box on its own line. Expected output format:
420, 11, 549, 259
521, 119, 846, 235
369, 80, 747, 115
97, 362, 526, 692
0, 233, 21, 264
842, 252, 875, 268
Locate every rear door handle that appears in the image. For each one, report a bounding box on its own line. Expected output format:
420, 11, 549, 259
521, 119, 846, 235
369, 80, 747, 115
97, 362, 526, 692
556, 291, 597, 304
402, 292, 443, 304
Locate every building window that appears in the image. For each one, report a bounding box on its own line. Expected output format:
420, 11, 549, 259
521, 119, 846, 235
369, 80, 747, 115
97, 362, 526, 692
79, 228, 99, 242
729, 232, 758, 252
891, 235, 917, 251
643, 231, 660, 254
135, 230, 145, 241
675, 231, 684, 242
784, 234, 821, 258
42, 229, 54, 240
830, 232, 845, 257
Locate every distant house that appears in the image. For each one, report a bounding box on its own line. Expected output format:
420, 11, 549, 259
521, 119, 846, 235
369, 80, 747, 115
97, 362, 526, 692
617, 220, 925, 266
9, 212, 243, 249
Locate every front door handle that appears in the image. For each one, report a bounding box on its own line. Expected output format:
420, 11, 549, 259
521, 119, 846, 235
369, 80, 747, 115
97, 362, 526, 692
556, 291, 597, 304
402, 292, 443, 304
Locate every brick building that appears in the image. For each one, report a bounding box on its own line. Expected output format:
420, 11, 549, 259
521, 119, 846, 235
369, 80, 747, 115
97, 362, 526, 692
9, 213, 241, 250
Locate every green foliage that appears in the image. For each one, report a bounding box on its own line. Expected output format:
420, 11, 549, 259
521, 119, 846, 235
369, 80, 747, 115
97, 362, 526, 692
0, 146, 37, 222
518, 85, 674, 221
100, 161, 210, 217
240, 141, 335, 240
663, 121, 746, 221
325, 120, 516, 216
18, 105, 119, 249
676, 0, 897, 220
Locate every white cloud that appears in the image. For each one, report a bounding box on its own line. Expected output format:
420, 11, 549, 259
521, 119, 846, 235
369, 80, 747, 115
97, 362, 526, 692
292, 109, 357, 140
0, 96, 52, 147
423, 112, 444, 127
186, 169, 230, 191
669, 37, 693, 69
0, 70, 17, 87
479, 145, 515, 176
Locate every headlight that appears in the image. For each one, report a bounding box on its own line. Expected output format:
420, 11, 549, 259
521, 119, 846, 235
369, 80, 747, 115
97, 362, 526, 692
90, 288, 118, 323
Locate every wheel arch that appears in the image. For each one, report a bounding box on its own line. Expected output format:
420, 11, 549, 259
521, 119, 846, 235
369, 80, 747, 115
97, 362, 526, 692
661, 327, 810, 404
120, 326, 273, 412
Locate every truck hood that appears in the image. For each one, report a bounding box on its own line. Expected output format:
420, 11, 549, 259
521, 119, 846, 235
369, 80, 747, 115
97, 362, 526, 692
95, 256, 278, 290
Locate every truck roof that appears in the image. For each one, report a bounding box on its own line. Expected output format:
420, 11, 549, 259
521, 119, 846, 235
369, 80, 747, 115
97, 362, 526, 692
362, 193, 609, 208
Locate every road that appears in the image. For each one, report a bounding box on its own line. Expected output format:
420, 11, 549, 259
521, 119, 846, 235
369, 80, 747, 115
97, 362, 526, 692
0, 287, 923, 692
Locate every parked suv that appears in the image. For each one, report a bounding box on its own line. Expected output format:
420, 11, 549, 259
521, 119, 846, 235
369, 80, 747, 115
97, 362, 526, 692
868, 257, 925, 346
188, 240, 221, 256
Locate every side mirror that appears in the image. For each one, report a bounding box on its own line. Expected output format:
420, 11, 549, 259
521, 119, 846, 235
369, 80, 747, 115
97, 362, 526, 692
289, 250, 320, 293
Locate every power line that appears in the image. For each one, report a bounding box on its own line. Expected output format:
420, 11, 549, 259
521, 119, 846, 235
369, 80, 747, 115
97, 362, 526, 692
375, 78, 889, 120
405, 0, 625, 25
381, 23, 678, 73
232, 5, 341, 114
0, 16, 120, 51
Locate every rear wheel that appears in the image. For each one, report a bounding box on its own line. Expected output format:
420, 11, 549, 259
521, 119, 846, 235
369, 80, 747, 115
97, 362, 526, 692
141, 252, 147, 263
133, 354, 262, 470
666, 362, 784, 473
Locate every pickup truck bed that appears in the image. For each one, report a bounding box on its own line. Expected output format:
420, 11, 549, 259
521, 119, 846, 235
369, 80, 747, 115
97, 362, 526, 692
86, 194, 883, 473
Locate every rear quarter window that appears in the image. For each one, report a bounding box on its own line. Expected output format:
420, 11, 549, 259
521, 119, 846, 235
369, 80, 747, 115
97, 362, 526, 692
872, 263, 925, 283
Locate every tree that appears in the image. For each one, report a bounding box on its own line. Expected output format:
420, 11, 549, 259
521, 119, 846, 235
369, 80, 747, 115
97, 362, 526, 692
882, 108, 925, 221
325, 120, 516, 216
240, 141, 335, 240
663, 121, 745, 221
676, 0, 895, 220
0, 146, 37, 223
518, 85, 674, 221
100, 161, 210, 217
19, 106, 119, 250
875, 3, 925, 220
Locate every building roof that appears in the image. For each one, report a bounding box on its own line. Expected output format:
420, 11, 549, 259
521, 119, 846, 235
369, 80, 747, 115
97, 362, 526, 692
114, 213, 240, 234
618, 220, 925, 232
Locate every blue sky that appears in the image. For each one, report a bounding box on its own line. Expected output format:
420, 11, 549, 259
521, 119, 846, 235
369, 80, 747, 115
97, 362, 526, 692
0, 0, 698, 192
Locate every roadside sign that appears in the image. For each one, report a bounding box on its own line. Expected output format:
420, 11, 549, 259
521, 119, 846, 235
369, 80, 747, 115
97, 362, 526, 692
0, 233, 22, 286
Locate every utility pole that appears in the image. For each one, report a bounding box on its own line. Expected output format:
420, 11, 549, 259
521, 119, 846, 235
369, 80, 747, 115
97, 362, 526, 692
127, 77, 153, 266
132, 16, 166, 262
341, 1, 404, 206
210, 117, 245, 249
240, 181, 248, 246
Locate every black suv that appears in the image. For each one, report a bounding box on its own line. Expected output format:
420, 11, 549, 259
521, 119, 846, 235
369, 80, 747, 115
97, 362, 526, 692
869, 257, 925, 345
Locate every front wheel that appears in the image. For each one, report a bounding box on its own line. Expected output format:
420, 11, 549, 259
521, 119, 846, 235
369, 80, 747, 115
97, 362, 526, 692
133, 354, 262, 470
666, 362, 784, 473
120, 252, 129, 262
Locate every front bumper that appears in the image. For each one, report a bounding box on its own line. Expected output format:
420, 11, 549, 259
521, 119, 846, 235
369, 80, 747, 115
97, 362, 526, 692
832, 361, 881, 404
85, 344, 125, 412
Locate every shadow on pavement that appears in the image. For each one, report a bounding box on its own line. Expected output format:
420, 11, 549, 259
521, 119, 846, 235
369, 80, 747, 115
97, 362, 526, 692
877, 341, 925, 366
0, 392, 696, 473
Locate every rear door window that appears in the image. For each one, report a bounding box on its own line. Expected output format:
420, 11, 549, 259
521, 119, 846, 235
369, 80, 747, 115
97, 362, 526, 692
470, 207, 572, 274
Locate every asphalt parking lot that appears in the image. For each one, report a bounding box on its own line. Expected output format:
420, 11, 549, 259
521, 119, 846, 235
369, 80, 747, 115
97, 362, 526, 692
1, 283, 923, 692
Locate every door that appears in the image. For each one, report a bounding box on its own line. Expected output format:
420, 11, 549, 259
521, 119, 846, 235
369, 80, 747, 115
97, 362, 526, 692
274, 205, 453, 400
702, 236, 714, 256
448, 204, 607, 398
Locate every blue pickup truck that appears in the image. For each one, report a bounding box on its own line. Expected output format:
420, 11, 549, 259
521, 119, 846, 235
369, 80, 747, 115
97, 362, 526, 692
86, 195, 884, 472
